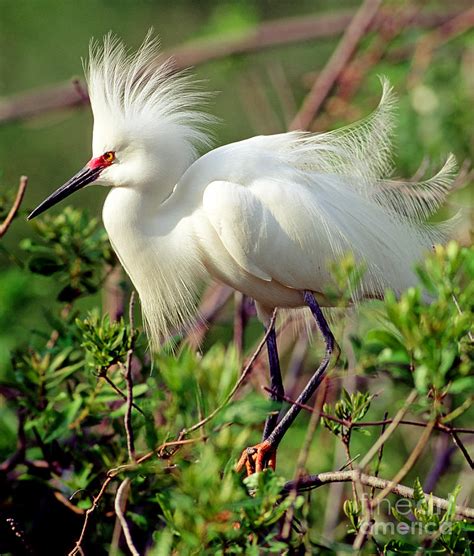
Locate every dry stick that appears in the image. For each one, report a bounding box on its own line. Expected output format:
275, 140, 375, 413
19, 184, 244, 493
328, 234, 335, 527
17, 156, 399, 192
0, 176, 28, 238
280, 380, 328, 540
289, 0, 382, 131
282, 470, 474, 520
371, 412, 389, 499
359, 390, 418, 470
111, 292, 138, 555
114, 479, 140, 556
449, 429, 474, 470
264, 388, 474, 435
101, 373, 145, 416
336, 4, 421, 105
372, 419, 436, 508
354, 413, 389, 553
68, 476, 114, 556
180, 309, 277, 438
408, 6, 474, 87
0, 9, 464, 124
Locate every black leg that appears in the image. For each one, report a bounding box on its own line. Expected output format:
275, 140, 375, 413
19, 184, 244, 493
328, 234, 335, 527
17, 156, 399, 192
262, 325, 284, 440
265, 291, 338, 448
235, 290, 339, 474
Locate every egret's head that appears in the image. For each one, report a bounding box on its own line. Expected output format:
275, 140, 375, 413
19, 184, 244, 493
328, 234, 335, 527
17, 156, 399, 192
28, 32, 213, 220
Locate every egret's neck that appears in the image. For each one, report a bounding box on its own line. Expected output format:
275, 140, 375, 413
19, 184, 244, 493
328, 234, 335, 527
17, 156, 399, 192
140, 132, 199, 203
102, 186, 206, 349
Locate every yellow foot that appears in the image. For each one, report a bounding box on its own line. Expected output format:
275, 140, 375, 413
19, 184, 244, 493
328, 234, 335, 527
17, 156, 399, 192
235, 440, 277, 475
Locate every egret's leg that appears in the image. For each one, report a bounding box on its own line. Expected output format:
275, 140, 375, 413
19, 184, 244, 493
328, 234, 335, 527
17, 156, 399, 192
262, 325, 284, 441
236, 291, 339, 474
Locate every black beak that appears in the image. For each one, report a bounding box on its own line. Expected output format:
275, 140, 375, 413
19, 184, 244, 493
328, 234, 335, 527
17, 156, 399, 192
28, 166, 102, 220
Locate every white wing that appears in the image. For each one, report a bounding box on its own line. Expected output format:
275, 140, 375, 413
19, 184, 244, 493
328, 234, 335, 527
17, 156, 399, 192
199, 81, 456, 301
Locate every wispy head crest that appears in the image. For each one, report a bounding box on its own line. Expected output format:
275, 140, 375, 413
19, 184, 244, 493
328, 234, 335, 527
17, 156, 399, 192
85, 31, 214, 153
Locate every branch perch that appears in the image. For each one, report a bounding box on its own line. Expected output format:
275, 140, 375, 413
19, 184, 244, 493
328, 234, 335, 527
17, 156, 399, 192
282, 470, 474, 520
0, 176, 28, 238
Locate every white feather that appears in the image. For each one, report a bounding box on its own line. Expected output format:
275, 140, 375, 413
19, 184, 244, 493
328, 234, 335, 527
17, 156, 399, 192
84, 35, 456, 348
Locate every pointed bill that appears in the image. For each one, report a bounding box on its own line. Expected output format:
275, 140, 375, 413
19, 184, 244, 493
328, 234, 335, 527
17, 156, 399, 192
28, 166, 102, 220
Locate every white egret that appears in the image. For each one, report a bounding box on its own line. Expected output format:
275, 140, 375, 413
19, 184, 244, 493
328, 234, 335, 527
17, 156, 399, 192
28, 34, 456, 473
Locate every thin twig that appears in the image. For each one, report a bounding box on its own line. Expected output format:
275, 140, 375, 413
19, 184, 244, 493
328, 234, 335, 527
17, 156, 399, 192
372, 419, 436, 507
124, 291, 137, 462
264, 387, 473, 435
371, 411, 388, 498
449, 429, 474, 469
101, 373, 145, 416
282, 470, 474, 519
68, 316, 277, 550
180, 309, 277, 437
114, 478, 140, 556
289, 0, 382, 130
0, 176, 28, 238
408, 6, 474, 87
359, 390, 418, 470
353, 412, 389, 550
68, 476, 114, 556
280, 380, 328, 540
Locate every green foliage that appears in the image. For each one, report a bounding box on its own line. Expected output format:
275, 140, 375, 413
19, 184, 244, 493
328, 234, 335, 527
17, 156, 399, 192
323, 389, 373, 438
77, 311, 135, 373
356, 243, 473, 399
386, 479, 474, 554
20, 207, 114, 301
326, 253, 367, 306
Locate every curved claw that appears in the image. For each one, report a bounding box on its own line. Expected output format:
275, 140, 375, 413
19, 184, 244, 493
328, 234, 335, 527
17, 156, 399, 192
235, 440, 276, 475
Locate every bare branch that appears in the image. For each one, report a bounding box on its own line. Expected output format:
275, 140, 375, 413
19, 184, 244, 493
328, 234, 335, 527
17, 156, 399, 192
264, 387, 474, 435
449, 429, 474, 469
0, 176, 28, 238
282, 470, 474, 519
114, 479, 140, 556
68, 476, 114, 556
359, 390, 418, 470
289, 0, 382, 130
180, 309, 277, 437
371, 419, 435, 507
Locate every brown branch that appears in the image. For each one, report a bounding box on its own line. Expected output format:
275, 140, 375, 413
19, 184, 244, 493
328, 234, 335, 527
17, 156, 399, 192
0, 9, 465, 124
289, 0, 383, 130
449, 429, 474, 469
338, 5, 421, 104
359, 390, 418, 470
281, 380, 328, 540
371, 419, 435, 507
101, 373, 145, 416
0, 176, 28, 238
282, 470, 474, 519
409, 6, 474, 87
68, 475, 114, 556
264, 387, 474, 435
180, 308, 277, 437
114, 479, 140, 556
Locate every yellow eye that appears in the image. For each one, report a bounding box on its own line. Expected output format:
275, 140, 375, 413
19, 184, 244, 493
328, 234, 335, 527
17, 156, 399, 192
103, 151, 115, 163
